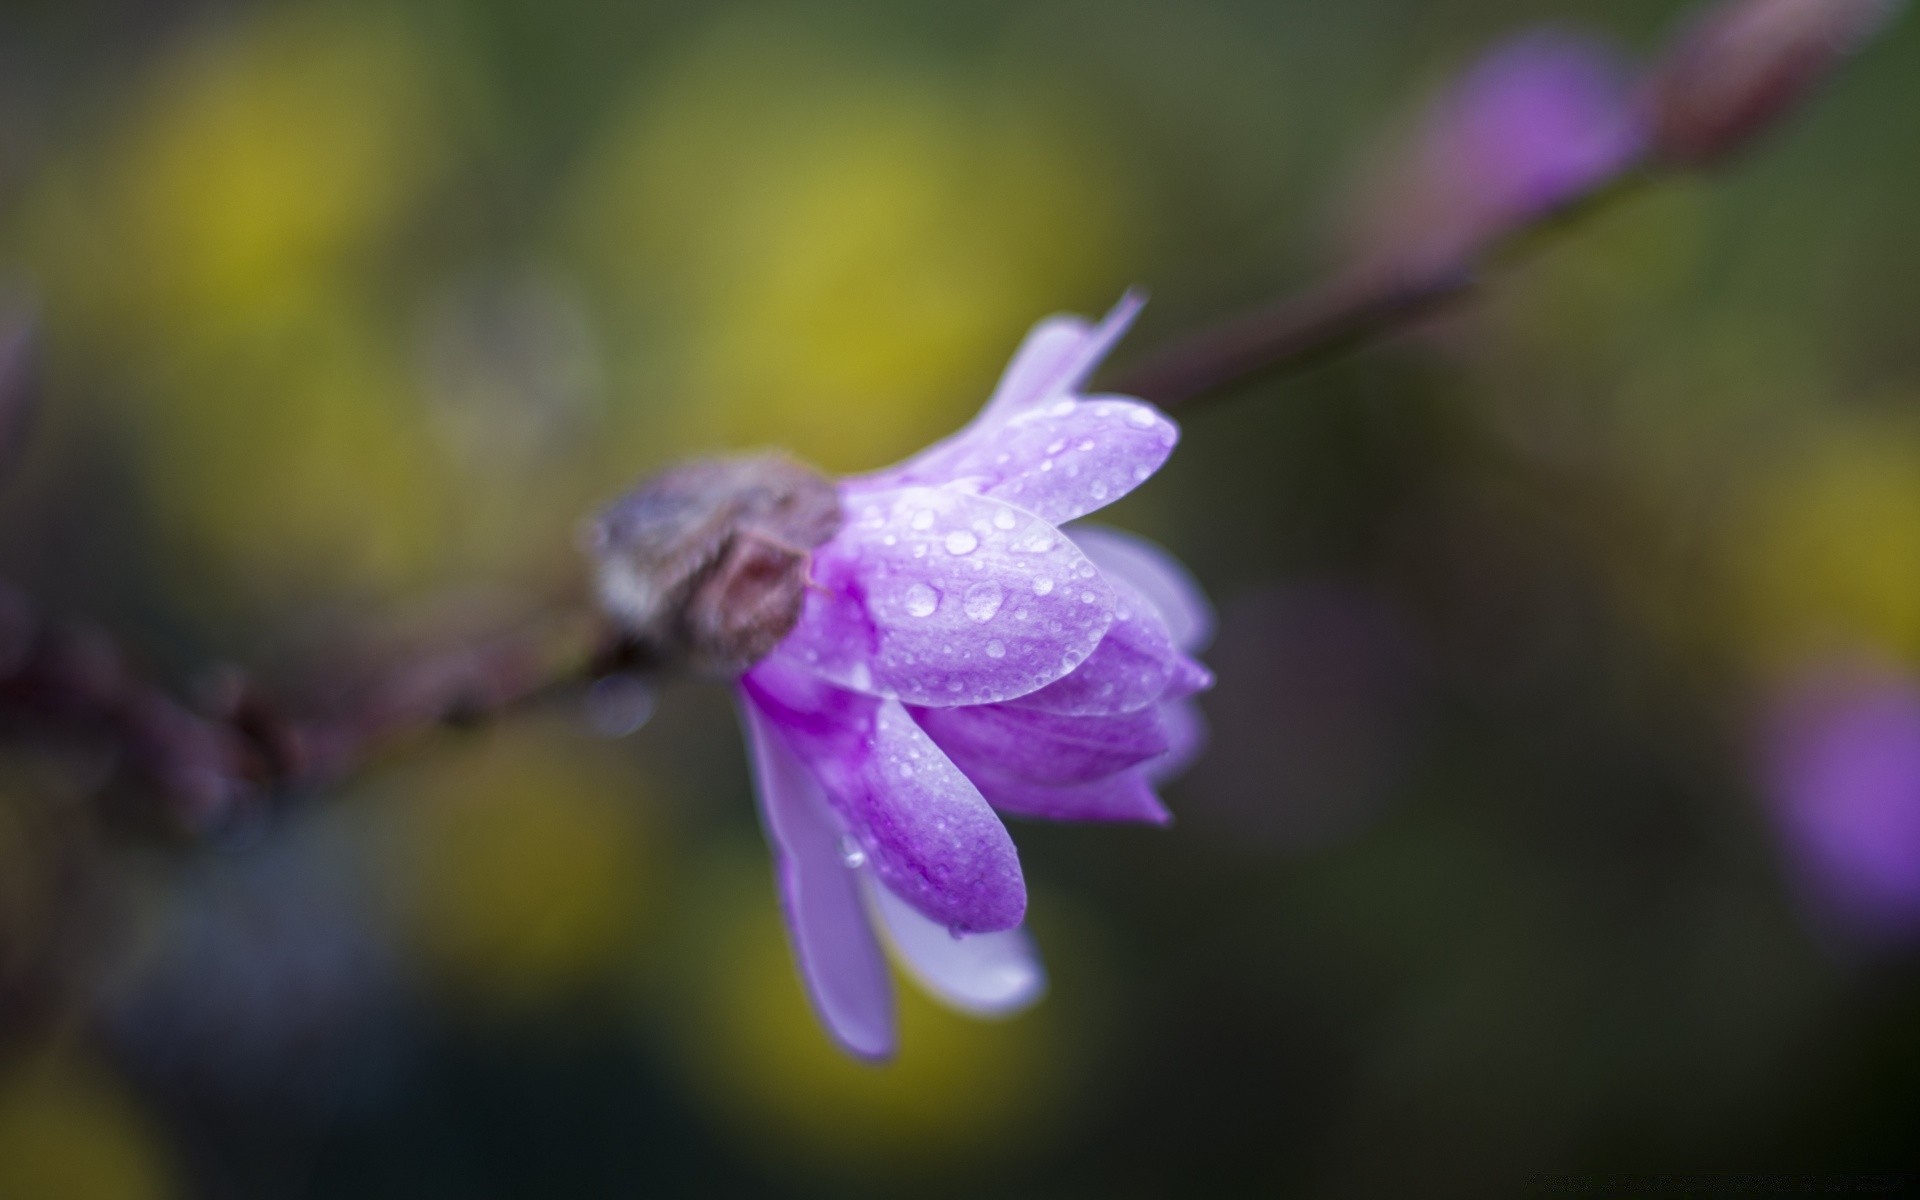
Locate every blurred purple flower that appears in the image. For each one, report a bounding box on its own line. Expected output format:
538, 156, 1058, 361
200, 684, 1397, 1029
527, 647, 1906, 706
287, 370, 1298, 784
1358, 28, 1645, 270
737, 295, 1213, 1058
1760, 660, 1920, 947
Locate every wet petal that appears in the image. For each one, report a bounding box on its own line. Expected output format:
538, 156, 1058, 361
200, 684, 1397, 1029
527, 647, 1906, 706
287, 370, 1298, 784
916, 702, 1171, 786
865, 876, 1046, 1016
972, 763, 1173, 825
1071, 524, 1215, 654
745, 662, 1028, 934
978, 291, 1145, 423
940, 397, 1179, 526
1007, 574, 1180, 715
738, 693, 895, 1060
777, 486, 1114, 707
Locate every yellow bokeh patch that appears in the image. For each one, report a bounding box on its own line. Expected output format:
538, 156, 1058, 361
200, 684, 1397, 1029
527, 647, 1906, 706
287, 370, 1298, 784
382, 724, 655, 1015
0, 1050, 177, 1200
566, 16, 1138, 474
1724, 413, 1920, 672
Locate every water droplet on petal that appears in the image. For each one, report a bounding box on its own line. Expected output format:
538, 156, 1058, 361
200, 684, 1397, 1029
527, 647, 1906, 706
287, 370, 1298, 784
1033, 576, 1054, 596
1128, 408, 1157, 428
838, 836, 867, 869
964, 582, 1005, 622
910, 509, 936, 531
912, 544, 928, 558
1040, 460, 1054, 472
1078, 439, 1096, 452
992, 510, 1017, 531
986, 639, 1006, 658
1081, 591, 1096, 603
1089, 481, 1108, 500
1047, 439, 1067, 455
945, 530, 979, 555
904, 582, 939, 617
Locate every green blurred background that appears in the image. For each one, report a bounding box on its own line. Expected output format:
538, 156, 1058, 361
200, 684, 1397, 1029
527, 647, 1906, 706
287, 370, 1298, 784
2, 0, 1918, 1194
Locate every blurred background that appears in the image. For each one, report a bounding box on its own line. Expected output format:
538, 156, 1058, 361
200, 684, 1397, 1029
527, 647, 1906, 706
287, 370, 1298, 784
2, 0, 1918, 1194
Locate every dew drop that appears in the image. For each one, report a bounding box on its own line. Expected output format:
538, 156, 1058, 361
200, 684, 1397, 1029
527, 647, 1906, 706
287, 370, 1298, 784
986, 639, 1006, 658
964, 582, 1005, 623
1078, 439, 1096, 452
1040, 460, 1054, 472
1127, 407, 1157, 428
1089, 481, 1109, 500
882, 534, 897, 545
912, 544, 928, 558
1046, 439, 1067, 455
1081, 591, 1096, 603
992, 509, 1017, 531
904, 583, 939, 617
1033, 576, 1054, 596
945, 530, 979, 555
838, 836, 868, 869
910, 509, 936, 531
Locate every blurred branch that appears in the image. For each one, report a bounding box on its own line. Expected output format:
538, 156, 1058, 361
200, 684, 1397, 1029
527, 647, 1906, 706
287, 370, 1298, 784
1119, 0, 1898, 411
0, 578, 622, 834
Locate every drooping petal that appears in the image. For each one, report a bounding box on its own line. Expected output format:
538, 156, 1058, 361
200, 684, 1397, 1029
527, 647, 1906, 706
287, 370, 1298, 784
1007, 574, 1180, 716
1071, 524, 1216, 654
864, 876, 1046, 1016
969, 761, 1172, 825
915, 702, 1171, 787
744, 660, 1028, 934
979, 291, 1145, 424
737, 693, 895, 1060
775, 486, 1114, 707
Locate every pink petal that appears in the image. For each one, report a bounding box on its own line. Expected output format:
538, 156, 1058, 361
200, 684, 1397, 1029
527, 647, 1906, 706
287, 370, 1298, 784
777, 486, 1114, 707
744, 661, 1028, 934
1071, 524, 1216, 654
864, 877, 1046, 1016
738, 692, 896, 1060
1006, 574, 1180, 716
915, 702, 1171, 786
971, 763, 1173, 825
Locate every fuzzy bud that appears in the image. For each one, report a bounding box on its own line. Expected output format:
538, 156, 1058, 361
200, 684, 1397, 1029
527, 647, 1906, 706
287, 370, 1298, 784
1646, 0, 1899, 167
588, 452, 842, 675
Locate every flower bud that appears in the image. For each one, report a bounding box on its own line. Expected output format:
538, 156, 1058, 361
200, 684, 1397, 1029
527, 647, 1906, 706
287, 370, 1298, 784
1646, 0, 1899, 167
588, 452, 842, 675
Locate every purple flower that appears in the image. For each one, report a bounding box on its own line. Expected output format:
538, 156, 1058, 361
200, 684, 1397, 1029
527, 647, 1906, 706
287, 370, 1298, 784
1759, 660, 1920, 948
1357, 28, 1644, 270
736, 294, 1213, 1058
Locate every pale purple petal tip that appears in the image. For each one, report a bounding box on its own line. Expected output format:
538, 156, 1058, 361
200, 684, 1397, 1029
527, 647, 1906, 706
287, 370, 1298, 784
738, 693, 896, 1060
865, 876, 1047, 1016
980, 290, 1147, 424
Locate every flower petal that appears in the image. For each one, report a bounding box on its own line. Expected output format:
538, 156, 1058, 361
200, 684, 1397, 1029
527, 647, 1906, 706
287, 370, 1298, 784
738, 693, 895, 1060
858, 293, 1146, 495
777, 486, 1114, 707
1070, 524, 1216, 654
1147, 696, 1208, 785
744, 661, 1028, 934
1006, 574, 1180, 715
970, 763, 1173, 825
864, 876, 1046, 1016
978, 291, 1145, 424
915, 702, 1171, 786
939, 397, 1180, 526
